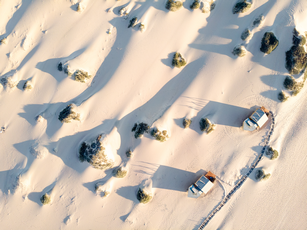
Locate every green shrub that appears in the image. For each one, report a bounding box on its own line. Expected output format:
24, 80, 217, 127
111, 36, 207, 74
40, 193, 51, 205
151, 128, 169, 142
255, 169, 270, 181
260, 32, 279, 54
285, 45, 307, 74
199, 118, 216, 134
113, 167, 127, 178
232, 0, 252, 14
137, 188, 152, 204
165, 0, 183, 11
266, 146, 279, 160
128, 17, 138, 28
241, 28, 251, 41
232, 45, 247, 57
190, 0, 200, 9
183, 118, 192, 129
126, 149, 133, 158
278, 91, 289, 102
58, 104, 80, 123
23, 81, 33, 91
58, 62, 63, 71
172, 52, 187, 68
293, 29, 306, 46
283, 76, 304, 96
132, 122, 150, 139
74, 70, 91, 83
253, 15, 264, 27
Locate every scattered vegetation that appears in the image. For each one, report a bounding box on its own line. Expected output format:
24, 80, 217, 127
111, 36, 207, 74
0, 37, 7, 45
40, 193, 51, 205
23, 80, 33, 91
190, 0, 200, 9
58, 104, 80, 123
283, 76, 304, 96
95, 183, 110, 197
137, 188, 152, 204
260, 32, 279, 54
64, 65, 73, 76
183, 118, 192, 129
241, 28, 252, 41
139, 23, 145, 32
172, 52, 187, 68
0, 75, 18, 88
165, 0, 183, 12
74, 70, 91, 83
128, 17, 138, 28
126, 149, 133, 158
255, 169, 271, 181
113, 166, 128, 178
278, 91, 289, 102
79, 134, 114, 170
266, 146, 279, 160
131, 122, 150, 138
232, 0, 252, 14
119, 7, 128, 16
199, 118, 216, 134
232, 45, 247, 57
253, 14, 264, 27
151, 128, 169, 142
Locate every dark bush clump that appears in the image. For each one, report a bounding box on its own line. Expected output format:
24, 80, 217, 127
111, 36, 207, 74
241, 28, 251, 41
190, 0, 200, 10
40, 193, 51, 205
199, 118, 216, 134
113, 167, 127, 178
232, 0, 252, 14
278, 91, 289, 102
253, 15, 264, 27
260, 32, 279, 54
183, 118, 192, 129
137, 188, 152, 204
126, 149, 133, 158
132, 122, 150, 138
232, 45, 247, 57
128, 17, 138, 28
285, 45, 307, 74
165, 0, 183, 11
58, 62, 63, 71
255, 169, 271, 181
266, 146, 279, 160
58, 104, 80, 123
172, 52, 186, 68
151, 128, 169, 142
283, 76, 304, 96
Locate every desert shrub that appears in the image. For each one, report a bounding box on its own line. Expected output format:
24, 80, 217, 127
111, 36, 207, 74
266, 146, 279, 160
78, 134, 114, 170
183, 118, 192, 129
232, 0, 252, 14
292, 29, 306, 46
232, 45, 247, 57
128, 17, 138, 28
199, 118, 216, 134
58, 62, 63, 71
139, 23, 145, 32
131, 122, 150, 138
23, 80, 32, 91
253, 14, 264, 27
95, 183, 110, 197
64, 65, 73, 76
74, 70, 91, 83
285, 45, 307, 74
283, 76, 304, 96
262, 173, 271, 180
165, 0, 183, 11
40, 193, 51, 205
0, 76, 18, 88
241, 28, 251, 41
119, 7, 127, 16
126, 149, 133, 158
137, 188, 152, 204
190, 0, 200, 9
58, 104, 80, 123
278, 91, 289, 102
0, 37, 7, 44
172, 52, 187, 68
260, 32, 279, 54
151, 128, 169, 142
113, 167, 127, 178
255, 169, 270, 181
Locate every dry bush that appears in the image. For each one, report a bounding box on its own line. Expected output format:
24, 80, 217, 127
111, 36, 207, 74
165, 0, 183, 11
232, 45, 247, 57
137, 188, 152, 204
183, 118, 192, 129
40, 193, 51, 205
126, 149, 133, 158
190, 0, 200, 9
199, 118, 216, 134
172, 52, 187, 68
241, 28, 251, 41
58, 104, 80, 123
132, 122, 150, 138
260, 32, 279, 54
74, 70, 91, 83
266, 146, 279, 160
278, 91, 289, 102
23, 80, 33, 91
151, 128, 169, 142
232, 0, 252, 14
113, 167, 128, 178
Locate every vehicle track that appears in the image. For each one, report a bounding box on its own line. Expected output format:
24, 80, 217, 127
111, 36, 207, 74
198, 111, 275, 230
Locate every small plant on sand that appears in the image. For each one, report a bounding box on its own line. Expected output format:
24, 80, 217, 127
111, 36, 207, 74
199, 118, 216, 134
128, 17, 138, 28
126, 149, 133, 158
74, 70, 91, 83
23, 80, 33, 91
190, 0, 200, 9
260, 32, 279, 54
172, 52, 187, 68
40, 193, 51, 205
232, 0, 252, 14
266, 146, 279, 160
139, 23, 145, 32
137, 188, 152, 204
151, 128, 169, 142
253, 14, 264, 27
113, 166, 128, 178
131, 122, 150, 138
232, 45, 247, 57
278, 91, 289, 102
183, 118, 192, 129
95, 183, 110, 197
58, 104, 80, 123
165, 0, 183, 11
255, 169, 271, 181
58, 62, 63, 71
283, 76, 304, 96
241, 28, 252, 41
0, 37, 7, 45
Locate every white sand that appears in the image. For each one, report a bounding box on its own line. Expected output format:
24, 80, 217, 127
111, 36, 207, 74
0, 0, 306, 229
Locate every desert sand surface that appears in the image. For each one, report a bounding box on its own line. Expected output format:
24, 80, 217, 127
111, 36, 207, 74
0, 0, 307, 229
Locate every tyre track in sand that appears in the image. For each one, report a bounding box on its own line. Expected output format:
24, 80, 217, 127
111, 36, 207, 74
198, 111, 275, 230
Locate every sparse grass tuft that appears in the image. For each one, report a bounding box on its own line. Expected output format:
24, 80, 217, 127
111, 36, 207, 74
278, 91, 289, 102
232, 0, 252, 14
137, 188, 152, 204
260, 32, 279, 54
58, 104, 80, 123
165, 0, 183, 11
151, 128, 169, 142
266, 146, 279, 160
40, 193, 51, 205
172, 52, 187, 68
74, 70, 91, 83
190, 0, 200, 10
132, 122, 150, 139
113, 167, 128, 178
199, 118, 216, 134
183, 118, 192, 129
